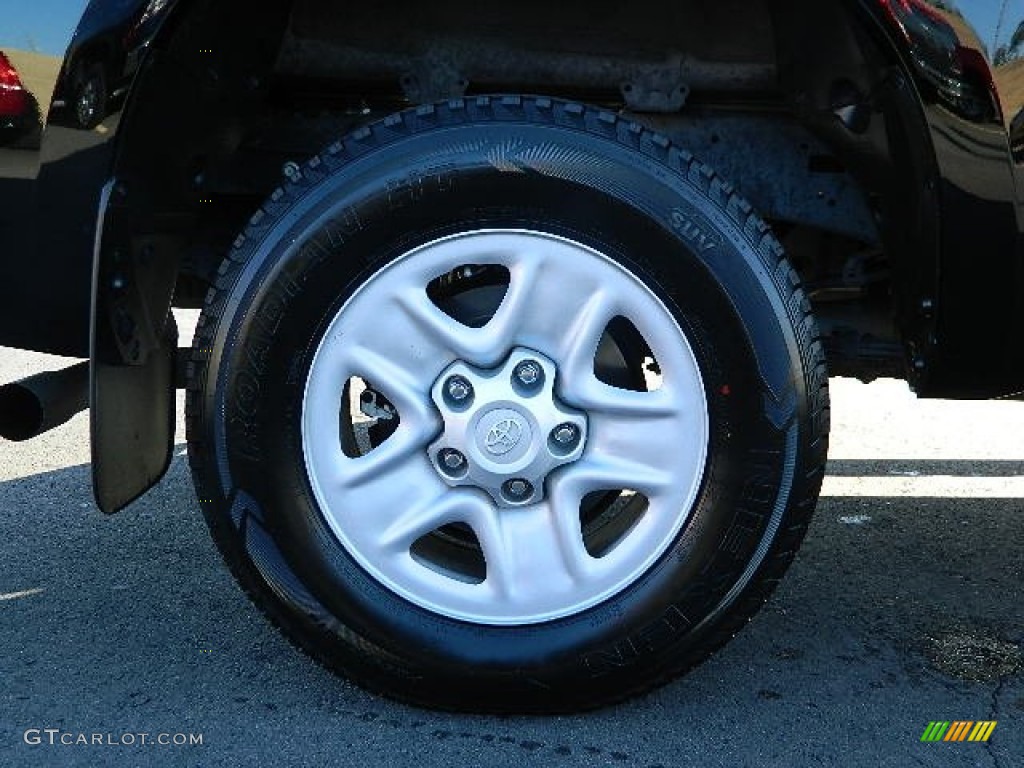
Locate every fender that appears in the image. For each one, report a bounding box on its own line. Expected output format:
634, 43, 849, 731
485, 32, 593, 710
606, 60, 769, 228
854, 0, 1024, 397
1, 0, 1023, 511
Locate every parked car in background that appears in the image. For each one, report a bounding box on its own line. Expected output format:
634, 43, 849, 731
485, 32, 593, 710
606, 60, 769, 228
52, 0, 169, 129
0, 51, 32, 144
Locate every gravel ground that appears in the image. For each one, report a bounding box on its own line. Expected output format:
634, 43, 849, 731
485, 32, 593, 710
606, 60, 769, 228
1, 313, 1021, 767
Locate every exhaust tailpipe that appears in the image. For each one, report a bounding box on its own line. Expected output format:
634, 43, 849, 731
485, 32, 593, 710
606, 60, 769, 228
0, 361, 89, 441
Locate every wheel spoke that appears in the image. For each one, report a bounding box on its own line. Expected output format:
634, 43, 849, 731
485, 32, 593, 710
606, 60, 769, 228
480, 257, 544, 355
488, 252, 620, 368
337, 289, 456, 388
391, 285, 496, 364
569, 453, 674, 498
351, 345, 441, 435
476, 497, 592, 605
572, 378, 680, 418
378, 489, 493, 552
336, 421, 435, 489
549, 290, 620, 398
573, 406, 694, 498
334, 455, 450, 551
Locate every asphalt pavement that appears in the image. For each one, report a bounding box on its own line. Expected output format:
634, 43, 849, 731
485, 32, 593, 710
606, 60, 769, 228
1, 314, 1021, 768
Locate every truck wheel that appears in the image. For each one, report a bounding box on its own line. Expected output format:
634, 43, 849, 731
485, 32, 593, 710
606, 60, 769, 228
186, 96, 828, 712
73, 64, 106, 130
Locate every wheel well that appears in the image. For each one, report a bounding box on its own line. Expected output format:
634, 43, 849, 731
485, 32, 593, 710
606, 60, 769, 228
70, 43, 113, 83
112, 0, 933, 380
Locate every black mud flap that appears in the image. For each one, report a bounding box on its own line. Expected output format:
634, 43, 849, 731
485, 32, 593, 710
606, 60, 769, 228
90, 318, 178, 513
90, 180, 180, 513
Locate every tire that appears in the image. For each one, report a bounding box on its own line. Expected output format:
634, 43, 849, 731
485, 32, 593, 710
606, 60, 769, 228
186, 96, 829, 712
73, 65, 106, 130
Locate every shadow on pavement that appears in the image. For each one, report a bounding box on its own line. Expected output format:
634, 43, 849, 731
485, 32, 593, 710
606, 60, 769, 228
0, 449, 1020, 767
827, 459, 1024, 477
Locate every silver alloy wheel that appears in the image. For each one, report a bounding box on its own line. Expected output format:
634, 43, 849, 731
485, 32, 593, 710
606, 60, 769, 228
302, 229, 709, 625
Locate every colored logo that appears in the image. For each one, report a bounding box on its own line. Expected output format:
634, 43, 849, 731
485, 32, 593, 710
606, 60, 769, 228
920, 721, 996, 742
484, 418, 523, 455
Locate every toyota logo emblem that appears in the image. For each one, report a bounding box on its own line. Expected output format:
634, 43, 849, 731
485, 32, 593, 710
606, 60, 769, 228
484, 418, 523, 455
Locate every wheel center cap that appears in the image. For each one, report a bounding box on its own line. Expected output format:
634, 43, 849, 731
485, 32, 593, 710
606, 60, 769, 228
477, 408, 532, 462
428, 348, 587, 506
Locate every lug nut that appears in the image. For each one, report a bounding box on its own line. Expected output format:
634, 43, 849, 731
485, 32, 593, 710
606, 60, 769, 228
552, 424, 579, 446
513, 361, 543, 388
445, 376, 473, 403
503, 478, 533, 500
439, 448, 466, 472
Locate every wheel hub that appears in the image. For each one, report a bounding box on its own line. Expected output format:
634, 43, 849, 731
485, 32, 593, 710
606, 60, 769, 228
428, 348, 587, 506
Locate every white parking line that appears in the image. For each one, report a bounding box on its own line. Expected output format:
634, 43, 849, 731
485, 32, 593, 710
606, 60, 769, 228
0, 588, 45, 601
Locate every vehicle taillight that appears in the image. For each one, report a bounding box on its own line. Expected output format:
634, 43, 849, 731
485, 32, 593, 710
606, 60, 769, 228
0, 52, 28, 117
